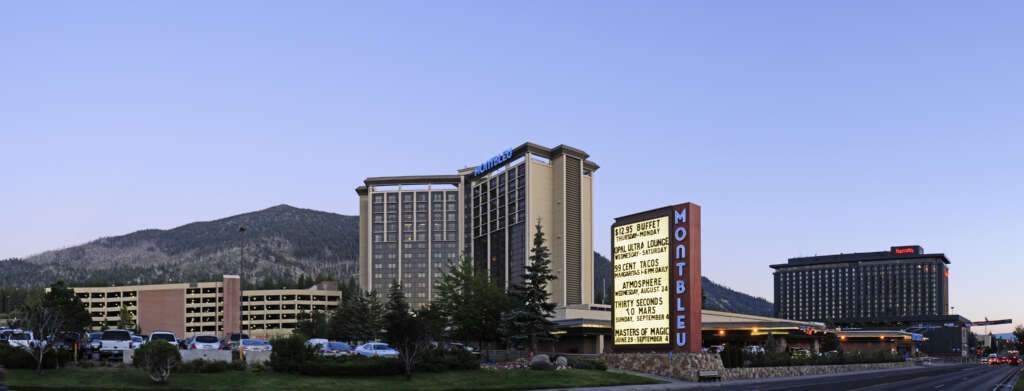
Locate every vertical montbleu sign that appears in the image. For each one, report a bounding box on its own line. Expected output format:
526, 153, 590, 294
611, 203, 702, 353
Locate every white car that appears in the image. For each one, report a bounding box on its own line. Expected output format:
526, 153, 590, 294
239, 339, 272, 353
131, 335, 145, 349
148, 331, 178, 346
355, 342, 399, 358
743, 345, 766, 354
305, 338, 329, 349
189, 335, 220, 350
7, 331, 39, 350
99, 329, 133, 356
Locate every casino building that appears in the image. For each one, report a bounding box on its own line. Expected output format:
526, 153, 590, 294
356, 142, 599, 309
771, 245, 950, 322
772, 245, 970, 357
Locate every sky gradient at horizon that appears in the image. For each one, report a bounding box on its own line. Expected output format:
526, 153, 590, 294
2, 1, 1021, 332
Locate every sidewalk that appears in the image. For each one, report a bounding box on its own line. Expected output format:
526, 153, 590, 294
537, 363, 950, 391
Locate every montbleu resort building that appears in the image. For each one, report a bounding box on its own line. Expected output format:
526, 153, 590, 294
356, 142, 611, 353
355, 142, 598, 309
69, 275, 341, 339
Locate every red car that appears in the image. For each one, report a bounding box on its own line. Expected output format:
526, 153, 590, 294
1008, 357, 1021, 366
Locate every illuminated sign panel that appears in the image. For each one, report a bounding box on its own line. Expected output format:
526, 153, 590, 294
611, 203, 702, 353
612, 216, 670, 345
473, 149, 514, 176
891, 246, 922, 255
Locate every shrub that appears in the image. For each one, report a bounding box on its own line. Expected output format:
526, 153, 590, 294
269, 334, 317, 373
176, 359, 244, 373
297, 356, 403, 377
132, 342, 181, 383
0, 344, 37, 369
741, 348, 903, 368
719, 345, 743, 368
567, 357, 607, 371
415, 348, 480, 372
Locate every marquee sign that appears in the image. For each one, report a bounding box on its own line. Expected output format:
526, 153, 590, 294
611, 203, 702, 353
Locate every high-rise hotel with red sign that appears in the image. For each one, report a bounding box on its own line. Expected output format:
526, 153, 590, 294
771, 245, 950, 323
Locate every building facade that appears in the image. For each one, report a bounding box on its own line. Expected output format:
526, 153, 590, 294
357, 142, 598, 309
771, 245, 950, 322
71, 275, 341, 339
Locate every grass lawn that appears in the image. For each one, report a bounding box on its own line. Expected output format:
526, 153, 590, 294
1016, 372, 1023, 391
6, 367, 663, 391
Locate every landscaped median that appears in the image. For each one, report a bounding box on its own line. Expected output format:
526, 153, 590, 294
5, 367, 662, 391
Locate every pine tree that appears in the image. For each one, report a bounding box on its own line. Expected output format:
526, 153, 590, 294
384, 281, 427, 379
504, 220, 557, 352
434, 256, 510, 349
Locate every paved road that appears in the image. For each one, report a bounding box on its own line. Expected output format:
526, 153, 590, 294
723, 365, 1020, 391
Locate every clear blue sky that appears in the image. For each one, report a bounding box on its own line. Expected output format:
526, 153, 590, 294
2, 2, 1021, 332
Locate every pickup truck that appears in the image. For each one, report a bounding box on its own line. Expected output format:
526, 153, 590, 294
98, 329, 133, 357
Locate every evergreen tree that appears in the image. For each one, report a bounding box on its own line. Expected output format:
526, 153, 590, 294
384, 281, 427, 379
503, 220, 558, 352
1014, 325, 1024, 352
296, 310, 329, 338
328, 278, 367, 343
434, 256, 510, 349
365, 289, 386, 341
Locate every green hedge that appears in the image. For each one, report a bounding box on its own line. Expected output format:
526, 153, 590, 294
567, 357, 607, 371
176, 359, 245, 373
721, 348, 904, 368
0, 344, 75, 370
415, 348, 479, 372
268, 334, 317, 373
297, 356, 404, 377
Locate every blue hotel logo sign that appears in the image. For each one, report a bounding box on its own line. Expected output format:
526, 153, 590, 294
473, 149, 514, 176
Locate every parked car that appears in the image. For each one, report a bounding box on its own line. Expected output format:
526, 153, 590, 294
448, 343, 478, 355
222, 333, 249, 351
87, 332, 103, 351
239, 339, 272, 354
305, 338, 329, 349
189, 335, 220, 350
179, 337, 192, 350
318, 342, 353, 357
355, 342, 399, 358
0, 329, 19, 343
148, 331, 178, 346
743, 345, 766, 354
130, 336, 145, 349
98, 329, 133, 357
7, 332, 38, 350
705, 345, 726, 354
790, 348, 812, 359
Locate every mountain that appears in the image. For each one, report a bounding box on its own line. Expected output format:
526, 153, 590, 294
2, 204, 774, 317
594, 252, 774, 317
0, 205, 359, 288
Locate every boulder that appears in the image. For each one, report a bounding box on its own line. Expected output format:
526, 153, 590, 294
554, 356, 569, 370
529, 354, 553, 370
